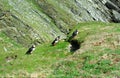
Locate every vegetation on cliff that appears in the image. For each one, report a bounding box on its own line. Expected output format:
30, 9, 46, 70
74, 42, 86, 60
0, 0, 120, 77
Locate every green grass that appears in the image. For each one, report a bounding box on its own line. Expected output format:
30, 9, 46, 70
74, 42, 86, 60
0, 0, 11, 10
49, 22, 120, 78
0, 40, 69, 77
50, 48, 120, 78
0, 22, 120, 77
0, 32, 22, 52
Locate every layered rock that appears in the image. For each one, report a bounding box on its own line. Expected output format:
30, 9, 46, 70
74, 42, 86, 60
0, 0, 120, 46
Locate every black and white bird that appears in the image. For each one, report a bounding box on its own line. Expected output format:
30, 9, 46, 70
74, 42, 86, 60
51, 36, 60, 46
72, 29, 78, 37
26, 44, 35, 54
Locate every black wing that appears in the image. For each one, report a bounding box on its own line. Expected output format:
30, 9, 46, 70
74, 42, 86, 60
52, 40, 56, 45
26, 47, 33, 54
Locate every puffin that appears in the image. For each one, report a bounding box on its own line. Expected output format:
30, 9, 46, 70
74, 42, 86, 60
72, 29, 78, 37
51, 36, 60, 46
26, 44, 35, 54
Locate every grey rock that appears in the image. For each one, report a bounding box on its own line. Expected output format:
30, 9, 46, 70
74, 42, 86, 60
0, 0, 120, 46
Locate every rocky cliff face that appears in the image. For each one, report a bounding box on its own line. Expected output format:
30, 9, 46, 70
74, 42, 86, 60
0, 0, 120, 47
0, 0, 65, 47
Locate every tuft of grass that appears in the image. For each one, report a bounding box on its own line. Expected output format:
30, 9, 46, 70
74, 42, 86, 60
0, 32, 22, 52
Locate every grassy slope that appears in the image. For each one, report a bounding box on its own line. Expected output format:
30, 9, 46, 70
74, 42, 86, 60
0, 22, 120, 77
0, 40, 69, 77
50, 22, 120, 78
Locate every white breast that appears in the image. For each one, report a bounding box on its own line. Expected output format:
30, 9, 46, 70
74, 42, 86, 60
32, 48, 35, 51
